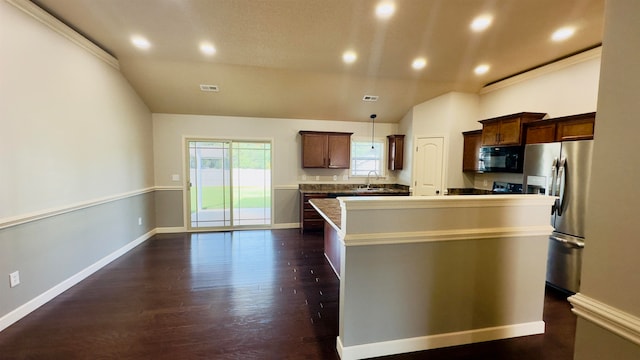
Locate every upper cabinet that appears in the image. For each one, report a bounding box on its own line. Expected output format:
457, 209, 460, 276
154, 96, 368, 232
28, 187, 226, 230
462, 130, 483, 172
479, 112, 547, 146
555, 112, 596, 141
299, 131, 352, 168
387, 135, 405, 170
525, 112, 596, 144
524, 122, 556, 144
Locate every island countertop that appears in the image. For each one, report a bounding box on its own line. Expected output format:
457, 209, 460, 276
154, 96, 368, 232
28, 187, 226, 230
308, 198, 341, 230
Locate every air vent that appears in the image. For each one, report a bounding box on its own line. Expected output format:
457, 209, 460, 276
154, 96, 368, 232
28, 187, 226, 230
362, 95, 379, 102
200, 84, 219, 92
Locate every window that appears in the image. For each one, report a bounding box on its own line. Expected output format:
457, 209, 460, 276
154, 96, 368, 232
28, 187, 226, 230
351, 139, 385, 176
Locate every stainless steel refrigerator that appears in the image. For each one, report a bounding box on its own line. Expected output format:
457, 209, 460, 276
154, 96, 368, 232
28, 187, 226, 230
522, 140, 593, 293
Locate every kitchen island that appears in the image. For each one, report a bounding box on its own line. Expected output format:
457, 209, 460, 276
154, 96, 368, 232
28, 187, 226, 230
309, 195, 556, 360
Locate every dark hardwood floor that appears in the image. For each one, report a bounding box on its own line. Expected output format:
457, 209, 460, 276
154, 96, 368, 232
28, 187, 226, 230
0, 230, 576, 359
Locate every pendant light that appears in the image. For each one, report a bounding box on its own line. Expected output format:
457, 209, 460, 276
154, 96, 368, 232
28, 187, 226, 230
370, 114, 377, 149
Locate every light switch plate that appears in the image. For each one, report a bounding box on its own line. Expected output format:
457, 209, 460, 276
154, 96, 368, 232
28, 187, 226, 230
171, 174, 180, 181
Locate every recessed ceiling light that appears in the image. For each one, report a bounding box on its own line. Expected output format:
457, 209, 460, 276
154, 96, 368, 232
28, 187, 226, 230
551, 26, 576, 42
131, 35, 151, 50
470, 15, 493, 32
200, 42, 216, 56
412, 57, 427, 70
342, 50, 357, 64
474, 64, 490, 75
375, 1, 396, 19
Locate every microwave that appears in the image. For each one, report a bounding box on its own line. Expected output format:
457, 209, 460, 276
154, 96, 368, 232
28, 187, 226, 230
478, 146, 524, 173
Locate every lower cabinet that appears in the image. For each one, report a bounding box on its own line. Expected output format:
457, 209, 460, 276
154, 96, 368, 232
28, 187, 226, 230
300, 191, 409, 232
300, 193, 327, 232
324, 222, 341, 277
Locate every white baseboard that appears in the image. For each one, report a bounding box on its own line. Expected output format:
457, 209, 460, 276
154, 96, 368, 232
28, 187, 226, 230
156, 224, 298, 233
155, 226, 187, 233
337, 321, 545, 360
270, 222, 300, 230
0, 229, 156, 332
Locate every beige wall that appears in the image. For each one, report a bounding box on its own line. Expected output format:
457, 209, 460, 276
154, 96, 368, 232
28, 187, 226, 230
573, 0, 640, 358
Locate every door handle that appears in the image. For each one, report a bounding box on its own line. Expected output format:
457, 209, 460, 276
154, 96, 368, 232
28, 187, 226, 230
556, 158, 567, 216
550, 157, 558, 214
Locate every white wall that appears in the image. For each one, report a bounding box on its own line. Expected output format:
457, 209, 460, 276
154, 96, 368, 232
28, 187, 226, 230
413, 92, 480, 188
0, 0, 155, 329
153, 113, 399, 187
479, 49, 601, 119
396, 108, 414, 186
0, 2, 153, 219
407, 92, 480, 189
402, 49, 601, 191
573, 0, 640, 358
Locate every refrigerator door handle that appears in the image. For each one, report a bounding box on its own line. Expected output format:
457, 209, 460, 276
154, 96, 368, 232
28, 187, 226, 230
556, 158, 567, 216
550, 157, 558, 214
550, 234, 585, 248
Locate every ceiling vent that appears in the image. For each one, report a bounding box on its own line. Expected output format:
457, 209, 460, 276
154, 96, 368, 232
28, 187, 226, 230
200, 84, 219, 92
362, 95, 379, 102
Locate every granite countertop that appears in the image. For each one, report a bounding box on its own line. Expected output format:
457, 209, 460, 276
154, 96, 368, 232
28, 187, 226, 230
447, 188, 494, 195
300, 183, 410, 196
308, 198, 342, 229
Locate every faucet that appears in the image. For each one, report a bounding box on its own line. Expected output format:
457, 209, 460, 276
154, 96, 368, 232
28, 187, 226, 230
366, 170, 379, 189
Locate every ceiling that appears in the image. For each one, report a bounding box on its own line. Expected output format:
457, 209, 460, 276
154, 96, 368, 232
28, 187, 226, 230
33, 0, 604, 123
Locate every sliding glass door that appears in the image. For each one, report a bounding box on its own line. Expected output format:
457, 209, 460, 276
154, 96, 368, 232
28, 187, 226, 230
188, 140, 271, 230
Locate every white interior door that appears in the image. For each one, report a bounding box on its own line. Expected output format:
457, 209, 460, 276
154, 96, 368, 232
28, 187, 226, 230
413, 137, 444, 196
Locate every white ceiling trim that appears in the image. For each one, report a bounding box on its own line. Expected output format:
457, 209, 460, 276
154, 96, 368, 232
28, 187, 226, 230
480, 46, 602, 94
6, 0, 120, 70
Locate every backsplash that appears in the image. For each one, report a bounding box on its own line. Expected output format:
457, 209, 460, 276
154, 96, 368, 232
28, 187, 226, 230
473, 172, 524, 190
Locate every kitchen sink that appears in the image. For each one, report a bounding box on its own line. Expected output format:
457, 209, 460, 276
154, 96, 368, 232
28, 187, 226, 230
355, 187, 388, 192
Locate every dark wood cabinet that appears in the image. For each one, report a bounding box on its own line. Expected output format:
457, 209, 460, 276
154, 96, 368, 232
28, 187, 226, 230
524, 112, 595, 144
300, 192, 327, 232
462, 130, 483, 172
525, 122, 557, 144
555, 113, 595, 141
479, 112, 547, 146
387, 135, 405, 170
299, 131, 352, 168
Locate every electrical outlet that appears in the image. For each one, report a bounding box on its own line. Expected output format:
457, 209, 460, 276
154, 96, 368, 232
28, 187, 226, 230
315, 176, 319, 181
171, 174, 180, 181
9, 271, 20, 288
138, 217, 142, 226
332, 175, 337, 181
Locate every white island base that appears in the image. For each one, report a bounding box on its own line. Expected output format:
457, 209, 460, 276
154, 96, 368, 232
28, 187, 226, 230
311, 195, 556, 360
